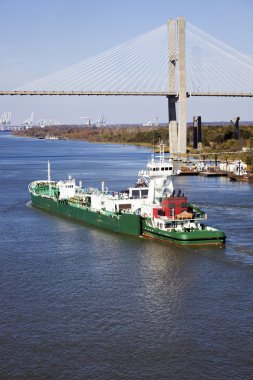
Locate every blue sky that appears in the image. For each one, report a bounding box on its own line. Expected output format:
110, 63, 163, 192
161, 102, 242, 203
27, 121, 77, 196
0, 0, 253, 124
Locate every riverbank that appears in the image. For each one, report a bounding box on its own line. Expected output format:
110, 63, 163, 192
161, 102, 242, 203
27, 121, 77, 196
13, 124, 253, 164
13, 125, 166, 146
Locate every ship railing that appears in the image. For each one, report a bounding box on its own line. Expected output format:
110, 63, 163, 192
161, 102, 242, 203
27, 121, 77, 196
159, 214, 206, 223
28, 180, 47, 192
28, 182, 35, 192
28, 180, 57, 190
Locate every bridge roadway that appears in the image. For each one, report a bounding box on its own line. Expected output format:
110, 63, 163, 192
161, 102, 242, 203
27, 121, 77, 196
0, 91, 253, 97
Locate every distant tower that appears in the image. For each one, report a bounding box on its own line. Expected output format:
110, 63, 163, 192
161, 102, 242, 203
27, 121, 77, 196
193, 116, 198, 149
232, 117, 240, 139
197, 116, 202, 150
96, 113, 106, 128
0, 111, 12, 127
193, 116, 202, 150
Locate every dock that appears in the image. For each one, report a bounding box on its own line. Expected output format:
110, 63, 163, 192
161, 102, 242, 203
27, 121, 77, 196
199, 171, 228, 177
179, 166, 253, 182
179, 169, 199, 176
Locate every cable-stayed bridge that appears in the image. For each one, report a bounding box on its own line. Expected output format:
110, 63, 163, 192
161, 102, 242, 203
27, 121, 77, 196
1, 16, 253, 153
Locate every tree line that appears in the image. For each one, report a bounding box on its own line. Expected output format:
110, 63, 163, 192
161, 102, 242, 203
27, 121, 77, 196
14, 123, 253, 165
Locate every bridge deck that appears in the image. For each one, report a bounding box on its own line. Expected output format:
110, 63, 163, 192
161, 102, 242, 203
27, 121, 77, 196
0, 91, 253, 97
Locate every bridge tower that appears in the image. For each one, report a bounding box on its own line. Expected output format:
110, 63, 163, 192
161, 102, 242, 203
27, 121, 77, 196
168, 19, 177, 155
168, 16, 187, 155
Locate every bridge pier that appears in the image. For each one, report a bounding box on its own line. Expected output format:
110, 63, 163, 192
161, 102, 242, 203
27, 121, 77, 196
168, 96, 177, 154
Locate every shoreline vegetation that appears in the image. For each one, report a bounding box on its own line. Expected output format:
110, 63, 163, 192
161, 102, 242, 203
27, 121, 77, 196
14, 124, 253, 165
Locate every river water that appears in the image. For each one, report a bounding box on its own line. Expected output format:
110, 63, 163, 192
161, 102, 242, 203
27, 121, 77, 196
1, 133, 253, 379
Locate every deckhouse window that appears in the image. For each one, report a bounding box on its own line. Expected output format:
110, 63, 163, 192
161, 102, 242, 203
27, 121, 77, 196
141, 189, 148, 198
132, 190, 140, 199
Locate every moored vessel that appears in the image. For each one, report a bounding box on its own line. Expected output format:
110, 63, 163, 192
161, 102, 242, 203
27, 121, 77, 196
28, 143, 226, 245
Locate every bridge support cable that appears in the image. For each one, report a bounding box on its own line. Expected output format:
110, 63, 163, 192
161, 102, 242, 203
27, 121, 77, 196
16, 25, 168, 93
185, 23, 253, 94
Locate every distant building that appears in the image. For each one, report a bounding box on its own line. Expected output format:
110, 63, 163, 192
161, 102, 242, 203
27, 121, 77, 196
220, 160, 247, 175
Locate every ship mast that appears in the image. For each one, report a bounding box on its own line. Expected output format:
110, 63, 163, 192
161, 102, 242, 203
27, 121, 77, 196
48, 160, 51, 182
48, 160, 52, 196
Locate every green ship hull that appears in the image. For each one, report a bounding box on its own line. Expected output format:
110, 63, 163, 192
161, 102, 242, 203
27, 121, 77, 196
142, 219, 225, 246
31, 194, 225, 245
31, 193, 141, 236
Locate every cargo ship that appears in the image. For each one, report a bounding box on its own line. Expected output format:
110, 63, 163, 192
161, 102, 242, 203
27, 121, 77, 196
28, 143, 226, 245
